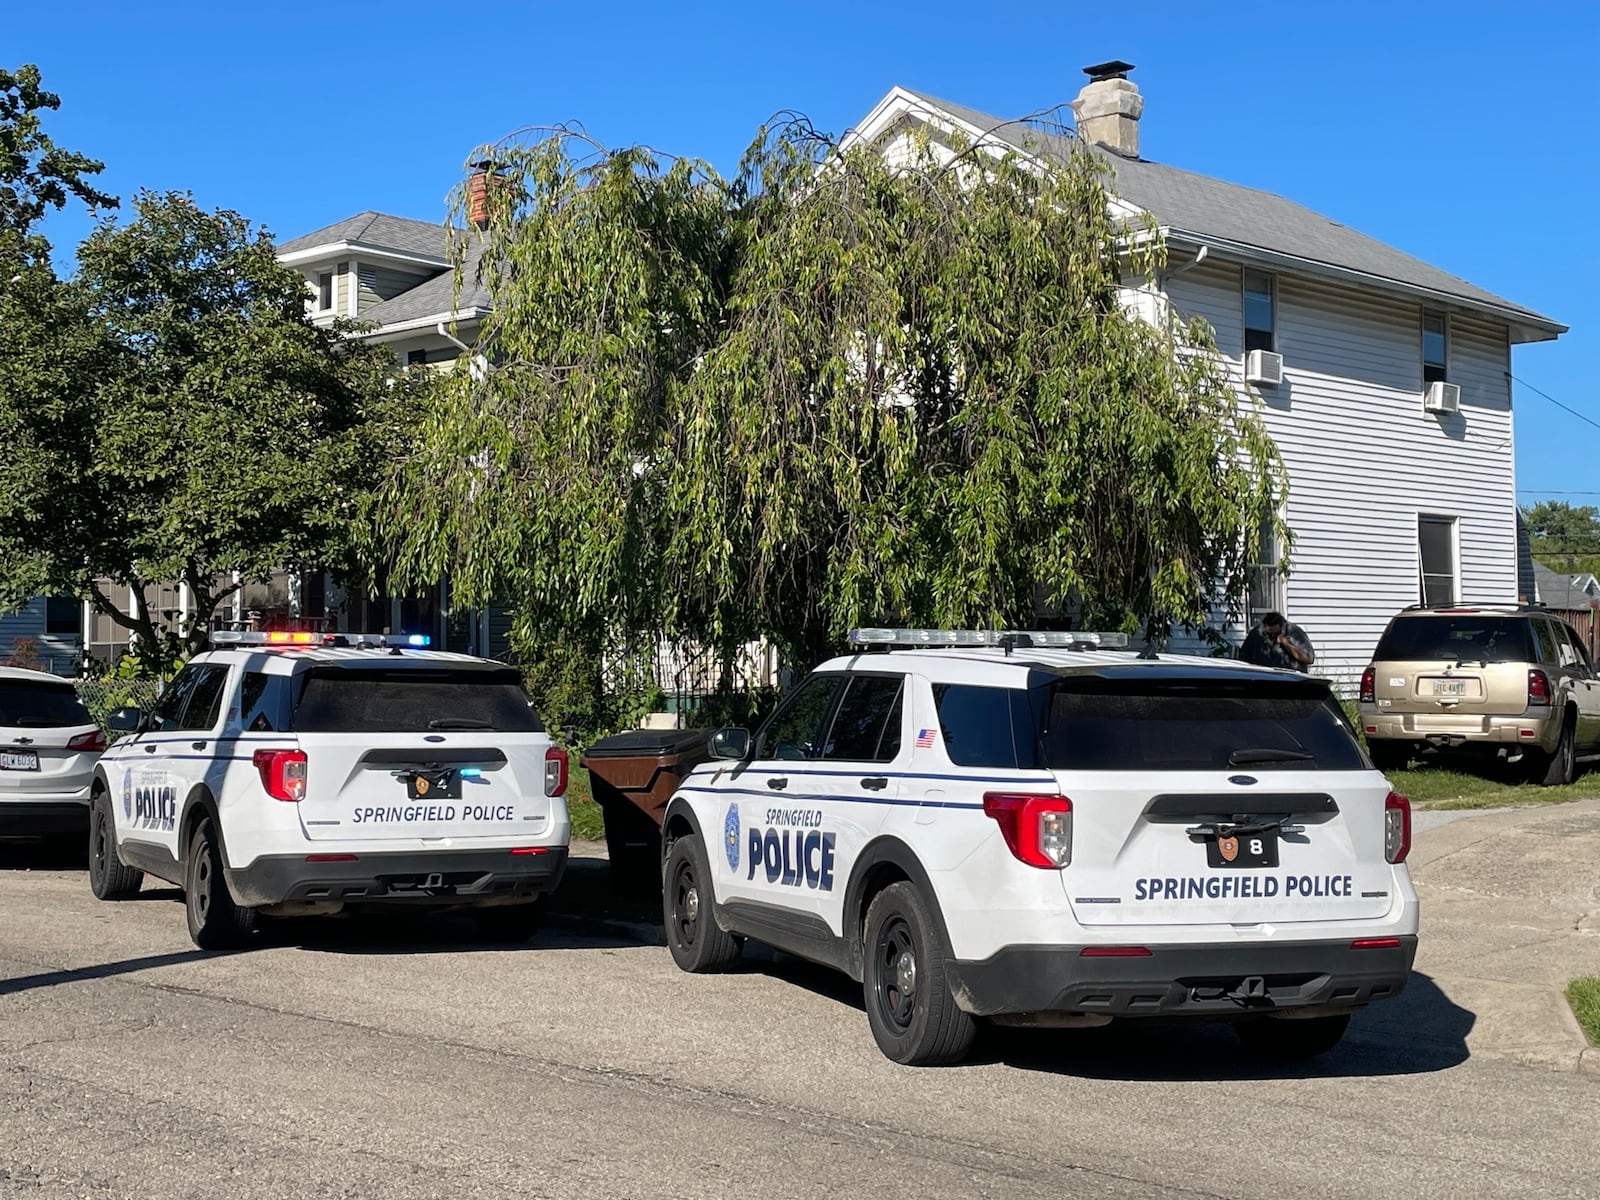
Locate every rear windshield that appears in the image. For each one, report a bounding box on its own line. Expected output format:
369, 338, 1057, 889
0, 679, 93, 728
291, 668, 543, 733
1040, 679, 1365, 772
1373, 616, 1532, 664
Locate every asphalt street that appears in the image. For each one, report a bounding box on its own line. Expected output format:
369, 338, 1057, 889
2, 830, 1598, 1200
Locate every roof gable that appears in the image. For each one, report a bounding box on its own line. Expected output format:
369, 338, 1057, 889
277, 211, 453, 262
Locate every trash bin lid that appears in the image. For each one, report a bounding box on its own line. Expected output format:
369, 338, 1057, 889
582, 728, 711, 757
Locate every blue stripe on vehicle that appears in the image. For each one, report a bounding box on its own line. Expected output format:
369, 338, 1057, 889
675, 785, 984, 810
713, 767, 1055, 785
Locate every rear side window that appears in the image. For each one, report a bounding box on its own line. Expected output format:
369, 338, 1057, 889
1373, 616, 1533, 664
0, 679, 93, 728
932, 684, 1037, 768
1041, 681, 1365, 772
291, 668, 542, 733
822, 675, 904, 762
238, 672, 290, 732
1530, 619, 1560, 666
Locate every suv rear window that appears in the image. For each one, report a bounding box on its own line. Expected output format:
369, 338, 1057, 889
1373, 615, 1533, 664
1040, 679, 1364, 772
0, 679, 94, 728
291, 668, 543, 733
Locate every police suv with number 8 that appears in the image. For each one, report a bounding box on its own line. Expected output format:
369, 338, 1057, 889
660, 629, 1417, 1066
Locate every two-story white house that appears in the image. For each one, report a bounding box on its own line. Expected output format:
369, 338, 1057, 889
848, 64, 1565, 690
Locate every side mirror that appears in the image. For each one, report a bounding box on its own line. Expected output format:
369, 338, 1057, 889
709, 726, 752, 761
106, 706, 143, 734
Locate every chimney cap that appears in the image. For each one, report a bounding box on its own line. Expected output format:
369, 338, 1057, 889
1082, 60, 1136, 82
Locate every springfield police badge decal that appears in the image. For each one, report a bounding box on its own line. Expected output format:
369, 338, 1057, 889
724, 803, 740, 870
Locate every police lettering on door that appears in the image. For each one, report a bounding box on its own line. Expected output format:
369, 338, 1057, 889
123, 773, 177, 831
726, 803, 836, 891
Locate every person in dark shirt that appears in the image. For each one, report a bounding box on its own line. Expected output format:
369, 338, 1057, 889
1239, 611, 1316, 672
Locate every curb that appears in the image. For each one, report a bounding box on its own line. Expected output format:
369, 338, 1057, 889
1580, 1046, 1600, 1077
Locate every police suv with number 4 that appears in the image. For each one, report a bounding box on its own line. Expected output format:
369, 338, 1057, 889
88, 631, 570, 948
661, 628, 1417, 1066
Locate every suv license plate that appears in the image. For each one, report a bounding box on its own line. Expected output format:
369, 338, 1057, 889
407, 771, 461, 800
0, 751, 40, 771
1206, 830, 1278, 869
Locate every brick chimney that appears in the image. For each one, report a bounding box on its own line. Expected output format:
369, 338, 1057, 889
1070, 60, 1143, 157
466, 161, 497, 230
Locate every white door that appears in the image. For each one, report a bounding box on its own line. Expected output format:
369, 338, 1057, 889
121, 662, 232, 866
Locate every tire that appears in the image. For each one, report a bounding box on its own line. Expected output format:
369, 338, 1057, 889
1234, 1012, 1350, 1059
87, 790, 143, 901
184, 816, 255, 950
862, 882, 976, 1066
1366, 741, 1412, 774
663, 833, 741, 972
1531, 713, 1577, 787
472, 899, 546, 943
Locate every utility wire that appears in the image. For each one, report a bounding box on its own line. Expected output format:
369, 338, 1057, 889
1507, 371, 1600, 434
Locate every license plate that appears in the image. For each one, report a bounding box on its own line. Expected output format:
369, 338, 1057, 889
1430, 679, 1469, 697
1206, 829, 1278, 869
0, 751, 40, 772
406, 770, 460, 800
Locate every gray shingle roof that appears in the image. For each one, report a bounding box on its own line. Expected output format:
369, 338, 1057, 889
277, 211, 452, 261
1533, 560, 1600, 610
360, 243, 489, 326
897, 89, 1562, 334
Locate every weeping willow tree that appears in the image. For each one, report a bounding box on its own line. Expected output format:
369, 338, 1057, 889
373, 116, 1286, 700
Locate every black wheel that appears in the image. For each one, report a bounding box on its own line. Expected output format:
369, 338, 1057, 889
1366, 741, 1412, 774
663, 834, 740, 972
471, 899, 546, 943
1531, 713, 1577, 787
862, 882, 976, 1066
1234, 1013, 1350, 1058
184, 817, 255, 950
87, 789, 143, 900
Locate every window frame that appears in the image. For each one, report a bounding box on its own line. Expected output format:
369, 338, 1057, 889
316, 271, 334, 312
44, 594, 81, 636
1247, 509, 1285, 624
1417, 514, 1459, 607
1242, 268, 1276, 355
1422, 310, 1449, 385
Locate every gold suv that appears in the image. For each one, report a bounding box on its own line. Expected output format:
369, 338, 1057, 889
1359, 604, 1600, 786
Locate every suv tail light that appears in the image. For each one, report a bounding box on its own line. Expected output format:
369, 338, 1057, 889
253, 749, 308, 802
982, 792, 1071, 868
544, 746, 568, 798
67, 729, 107, 753
1359, 666, 1375, 705
1528, 669, 1552, 707
1384, 790, 1411, 864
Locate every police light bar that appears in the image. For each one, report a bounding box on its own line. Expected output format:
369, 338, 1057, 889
210, 631, 432, 648
847, 628, 1130, 649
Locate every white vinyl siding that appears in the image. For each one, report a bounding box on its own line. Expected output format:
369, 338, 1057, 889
1165, 262, 1517, 693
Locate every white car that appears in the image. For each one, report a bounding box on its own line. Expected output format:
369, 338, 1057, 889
661, 628, 1418, 1065
88, 632, 570, 949
0, 666, 105, 839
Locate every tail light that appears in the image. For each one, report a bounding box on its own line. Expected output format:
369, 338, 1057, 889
252, 748, 308, 802
544, 746, 568, 798
1384, 790, 1411, 864
1528, 669, 1552, 707
67, 729, 107, 753
1359, 666, 1375, 705
982, 792, 1071, 868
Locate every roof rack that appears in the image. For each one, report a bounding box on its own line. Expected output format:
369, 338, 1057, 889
847, 628, 1130, 651
210, 631, 433, 649
1401, 601, 1546, 613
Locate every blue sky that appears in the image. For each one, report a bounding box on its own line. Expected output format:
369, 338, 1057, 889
14, 1, 1598, 502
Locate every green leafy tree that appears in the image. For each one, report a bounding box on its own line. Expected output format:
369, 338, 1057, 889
0, 190, 421, 661
375, 120, 1286, 684
1, 62, 116, 254
1523, 500, 1600, 576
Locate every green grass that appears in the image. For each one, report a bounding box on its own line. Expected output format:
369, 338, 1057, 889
1566, 977, 1600, 1045
563, 765, 605, 841
1387, 763, 1599, 810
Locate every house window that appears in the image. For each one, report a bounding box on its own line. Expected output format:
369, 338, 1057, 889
44, 595, 81, 636
1423, 311, 1448, 384
316, 272, 334, 311
1248, 510, 1284, 622
406, 349, 428, 367
1418, 515, 1458, 606
1243, 269, 1275, 354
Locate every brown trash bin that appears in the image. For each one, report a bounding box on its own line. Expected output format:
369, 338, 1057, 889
580, 728, 712, 888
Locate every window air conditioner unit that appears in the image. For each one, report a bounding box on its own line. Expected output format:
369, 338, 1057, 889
1423, 381, 1461, 414
1245, 349, 1283, 386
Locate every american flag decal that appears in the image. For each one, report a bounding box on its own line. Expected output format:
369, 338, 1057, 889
915, 728, 937, 748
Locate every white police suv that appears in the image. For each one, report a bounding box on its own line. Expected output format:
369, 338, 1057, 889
660, 629, 1417, 1065
88, 631, 570, 949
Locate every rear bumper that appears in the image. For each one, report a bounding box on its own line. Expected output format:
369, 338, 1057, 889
0, 797, 90, 837
225, 846, 569, 907
1361, 708, 1558, 751
947, 936, 1417, 1019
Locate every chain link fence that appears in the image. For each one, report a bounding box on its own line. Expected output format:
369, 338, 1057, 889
74, 679, 163, 731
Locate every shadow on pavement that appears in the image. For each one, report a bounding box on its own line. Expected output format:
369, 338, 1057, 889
0, 835, 87, 872
261, 908, 653, 955
0, 948, 238, 996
